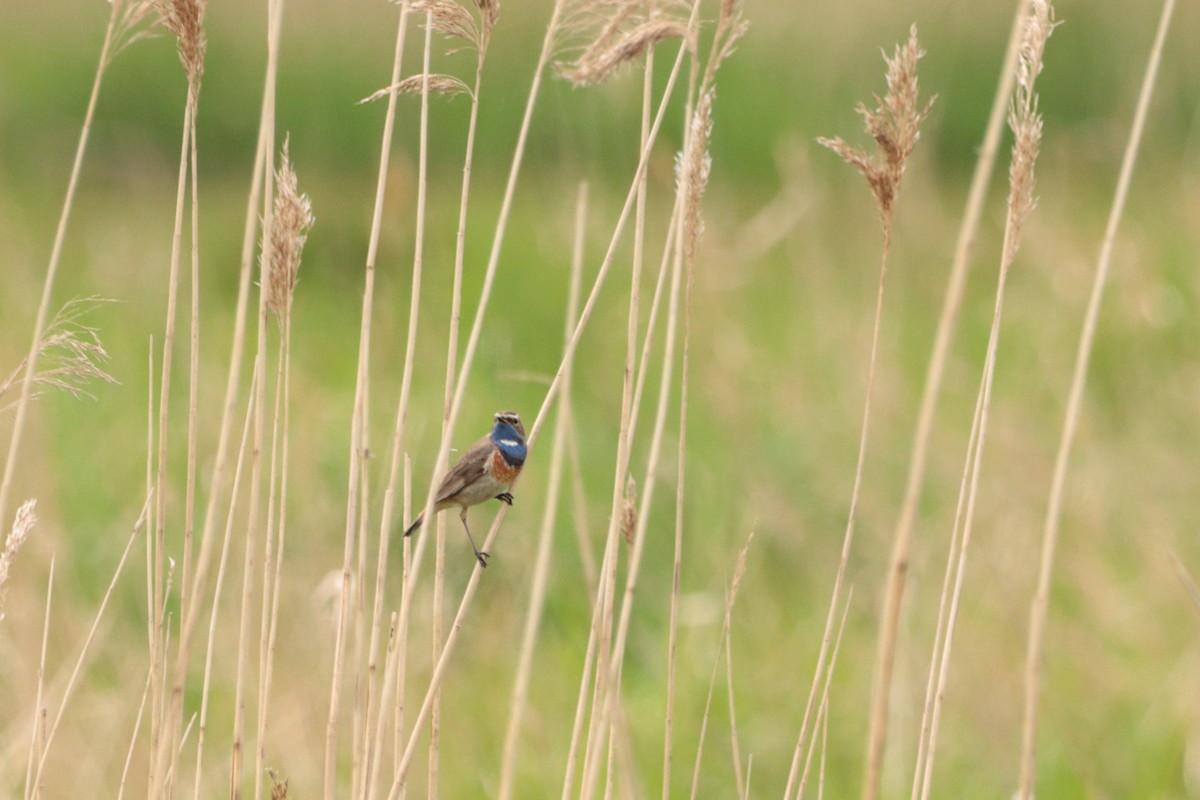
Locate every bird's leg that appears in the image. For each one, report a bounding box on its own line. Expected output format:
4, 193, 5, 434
460, 507, 489, 568
495, 492, 514, 506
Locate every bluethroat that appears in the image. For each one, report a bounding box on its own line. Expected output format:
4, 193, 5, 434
403, 410, 527, 567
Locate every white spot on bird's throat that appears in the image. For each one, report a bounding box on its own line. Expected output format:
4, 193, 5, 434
498, 438, 520, 447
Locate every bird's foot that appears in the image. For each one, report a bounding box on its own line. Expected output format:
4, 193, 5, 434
474, 549, 490, 568
495, 492, 514, 506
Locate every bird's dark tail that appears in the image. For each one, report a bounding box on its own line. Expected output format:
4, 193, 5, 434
403, 512, 424, 537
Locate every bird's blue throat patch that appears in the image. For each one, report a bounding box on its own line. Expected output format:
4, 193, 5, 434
491, 421, 527, 467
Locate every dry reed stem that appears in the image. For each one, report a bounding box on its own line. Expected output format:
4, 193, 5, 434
255, 137, 312, 800
914, 5, 1053, 796
909, 414, 971, 800
151, 0, 209, 767
149, 98, 191, 785
667, 6, 739, 791
118, 668, 153, 800
324, 2, 409, 795
587, 4, 735, 792
0, 0, 143, 582
588, 92, 695, 800
688, 534, 754, 800
396, 17, 443, 797
627, 206, 677, 447
31, 499, 150, 791
580, 41, 658, 800
497, 182, 587, 800
561, 546, 612, 800
798, 587, 854, 799
806, 26, 932, 800
1018, 0, 1176, 794
179, 56, 203, 773
230, 0, 285, 791
426, 13, 496, 785
358, 9, 412, 795
725, 623, 743, 797
21, 558, 52, 800
364, 611, 399, 799
845, 3, 1032, 797
662, 25, 710, 795
191, 371, 259, 798
158, 0, 277, 785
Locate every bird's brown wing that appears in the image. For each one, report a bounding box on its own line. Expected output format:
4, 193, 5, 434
433, 436, 491, 504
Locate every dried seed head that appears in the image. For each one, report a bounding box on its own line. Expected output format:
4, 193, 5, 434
819, 25, 935, 221
558, 19, 688, 86
476, 0, 500, 37
1016, 0, 1056, 97
677, 91, 714, 263
109, 0, 160, 64
155, 0, 207, 88
412, 0, 480, 48
1005, 0, 1055, 254
0, 499, 37, 621
0, 299, 117, 409
359, 74, 472, 105
265, 137, 315, 321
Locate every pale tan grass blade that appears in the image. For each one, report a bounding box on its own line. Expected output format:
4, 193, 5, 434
688, 534, 754, 800
22, 557, 52, 800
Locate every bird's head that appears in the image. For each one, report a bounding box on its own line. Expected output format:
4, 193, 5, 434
494, 410, 525, 439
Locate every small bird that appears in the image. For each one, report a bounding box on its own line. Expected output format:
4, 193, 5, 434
403, 410, 527, 567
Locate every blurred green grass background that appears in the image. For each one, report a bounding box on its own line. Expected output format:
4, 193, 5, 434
2, 0, 1199, 796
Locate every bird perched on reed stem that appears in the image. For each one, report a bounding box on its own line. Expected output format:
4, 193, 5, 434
404, 410, 527, 567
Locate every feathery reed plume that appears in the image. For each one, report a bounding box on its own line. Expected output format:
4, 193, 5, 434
0, 300, 117, 409
818, 25, 934, 222
409, 0, 497, 50
0, 499, 37, 622
558, 19, 688, 86
359, 74, 472, 103
264, 136, 315, 321
678, 90, 713, 261
793, 24, 933, 800
109, 0, 160, 64
155, 0, 207, 89
1006, 1, 1053, 245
